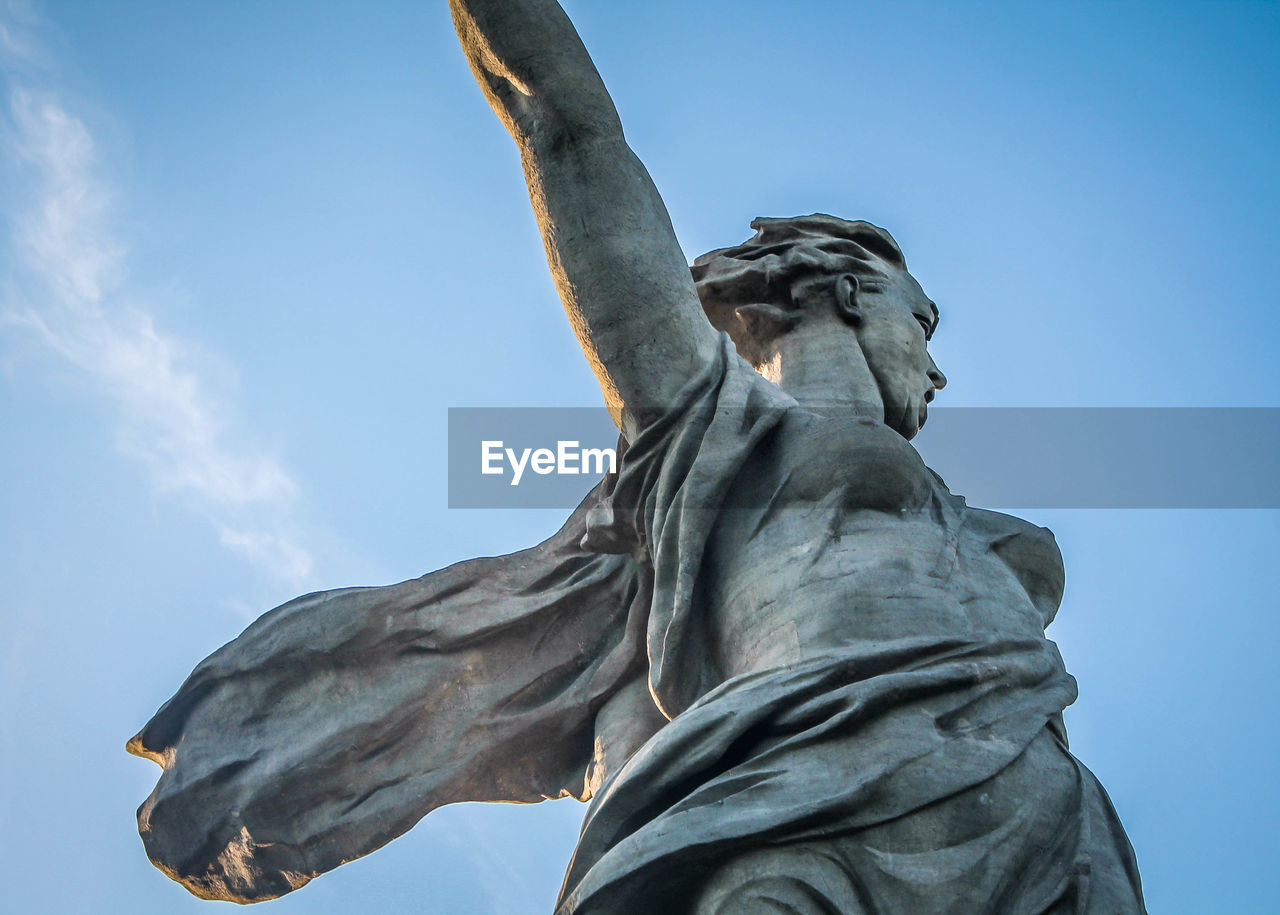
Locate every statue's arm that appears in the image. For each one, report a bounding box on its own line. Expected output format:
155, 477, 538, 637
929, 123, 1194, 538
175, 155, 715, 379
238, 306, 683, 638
450, 0, 720, 437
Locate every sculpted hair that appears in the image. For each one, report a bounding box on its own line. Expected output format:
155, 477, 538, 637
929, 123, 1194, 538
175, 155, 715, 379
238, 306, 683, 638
691, 214, 907, 365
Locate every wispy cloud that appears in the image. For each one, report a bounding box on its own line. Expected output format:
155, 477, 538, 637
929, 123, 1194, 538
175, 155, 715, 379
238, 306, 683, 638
1, 7, 314, 590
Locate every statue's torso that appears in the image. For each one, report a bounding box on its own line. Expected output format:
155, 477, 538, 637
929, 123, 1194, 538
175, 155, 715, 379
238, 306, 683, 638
701, 408, 1064, 682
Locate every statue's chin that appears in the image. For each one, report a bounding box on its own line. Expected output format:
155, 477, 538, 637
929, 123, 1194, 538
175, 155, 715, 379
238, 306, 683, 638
883, 396, 921, 441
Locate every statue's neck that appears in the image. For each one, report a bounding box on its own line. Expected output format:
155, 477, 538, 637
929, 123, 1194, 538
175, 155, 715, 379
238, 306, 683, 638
761, 319, 883, 420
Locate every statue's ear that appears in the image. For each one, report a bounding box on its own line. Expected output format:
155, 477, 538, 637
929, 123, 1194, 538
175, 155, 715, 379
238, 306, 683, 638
733, 302, 799, 341
835, 273, 861, 325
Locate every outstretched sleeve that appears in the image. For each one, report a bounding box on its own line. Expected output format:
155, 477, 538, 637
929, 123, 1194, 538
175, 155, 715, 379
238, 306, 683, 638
128, 483, 647, 903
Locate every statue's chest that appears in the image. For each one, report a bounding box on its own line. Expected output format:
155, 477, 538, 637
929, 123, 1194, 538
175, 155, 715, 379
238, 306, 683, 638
728, 409, 934, 516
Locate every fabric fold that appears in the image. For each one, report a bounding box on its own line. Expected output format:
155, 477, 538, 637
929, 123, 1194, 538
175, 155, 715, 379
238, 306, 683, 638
128, 482, 648, 903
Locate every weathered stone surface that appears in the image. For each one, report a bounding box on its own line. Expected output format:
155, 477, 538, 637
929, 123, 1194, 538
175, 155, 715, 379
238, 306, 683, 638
130, 1, 1145, 911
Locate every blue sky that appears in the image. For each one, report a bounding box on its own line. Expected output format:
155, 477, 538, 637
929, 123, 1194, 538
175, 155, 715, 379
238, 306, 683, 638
1, 1, 1277, 912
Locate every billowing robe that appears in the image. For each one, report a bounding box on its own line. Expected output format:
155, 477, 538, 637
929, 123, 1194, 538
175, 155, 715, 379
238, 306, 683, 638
130, 336, 1144, 912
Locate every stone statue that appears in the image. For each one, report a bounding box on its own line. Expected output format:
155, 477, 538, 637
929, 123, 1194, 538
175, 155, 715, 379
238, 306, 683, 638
128, 1, 1146, 911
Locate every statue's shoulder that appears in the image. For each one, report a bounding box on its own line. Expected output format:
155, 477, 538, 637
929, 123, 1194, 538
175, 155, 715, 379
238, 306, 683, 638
928, 470, 1066, 625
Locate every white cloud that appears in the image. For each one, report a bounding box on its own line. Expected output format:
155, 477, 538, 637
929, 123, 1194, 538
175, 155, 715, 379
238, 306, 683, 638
0, 1, 44, 71
1, 16, 314, 589
217, 526, 314, 592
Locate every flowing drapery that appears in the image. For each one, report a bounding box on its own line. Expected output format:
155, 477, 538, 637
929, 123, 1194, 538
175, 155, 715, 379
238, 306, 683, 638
130, 336, 1143, 911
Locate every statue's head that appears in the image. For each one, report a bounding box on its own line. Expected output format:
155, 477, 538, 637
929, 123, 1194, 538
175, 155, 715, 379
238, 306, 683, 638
692, 214, 947, 438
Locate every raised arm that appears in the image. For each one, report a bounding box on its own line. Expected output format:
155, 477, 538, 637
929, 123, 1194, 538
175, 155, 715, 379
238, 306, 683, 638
450, 0, 719, 437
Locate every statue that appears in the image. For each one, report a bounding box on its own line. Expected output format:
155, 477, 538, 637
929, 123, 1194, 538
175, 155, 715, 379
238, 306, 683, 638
128, 1, 1146, 911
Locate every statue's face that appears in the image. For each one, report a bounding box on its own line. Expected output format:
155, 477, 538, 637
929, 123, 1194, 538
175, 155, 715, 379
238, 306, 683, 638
854, 268, 947, 440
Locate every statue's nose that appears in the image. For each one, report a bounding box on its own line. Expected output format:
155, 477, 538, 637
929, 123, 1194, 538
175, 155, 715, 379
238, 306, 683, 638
928, 358, 947, 391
